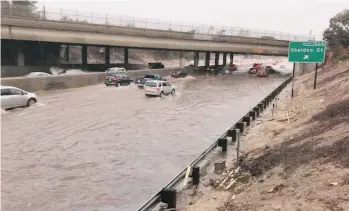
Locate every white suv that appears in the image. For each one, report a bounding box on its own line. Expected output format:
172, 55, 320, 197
144, 80, 175, 97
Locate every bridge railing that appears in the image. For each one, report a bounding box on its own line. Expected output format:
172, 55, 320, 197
1, 4, 311, 41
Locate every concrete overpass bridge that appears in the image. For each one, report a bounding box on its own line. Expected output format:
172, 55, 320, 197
1, 6, 308, 75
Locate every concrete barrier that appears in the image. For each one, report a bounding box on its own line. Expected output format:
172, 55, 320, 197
0, 67, 196, 92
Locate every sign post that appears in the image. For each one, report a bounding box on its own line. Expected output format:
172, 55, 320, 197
288, 41, 326, 96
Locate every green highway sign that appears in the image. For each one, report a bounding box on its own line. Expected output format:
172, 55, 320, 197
288, 41, 326, 63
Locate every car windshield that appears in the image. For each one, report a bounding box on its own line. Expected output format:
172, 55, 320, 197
145, 82, 158, 87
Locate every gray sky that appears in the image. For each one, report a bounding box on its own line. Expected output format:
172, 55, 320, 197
37, 0, 349, 38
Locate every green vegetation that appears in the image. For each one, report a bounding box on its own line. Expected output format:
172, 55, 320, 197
323, 9, 349, 60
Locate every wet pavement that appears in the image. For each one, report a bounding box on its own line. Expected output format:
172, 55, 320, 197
2, 73, 288, 211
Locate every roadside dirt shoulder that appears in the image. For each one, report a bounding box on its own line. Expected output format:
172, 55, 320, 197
182, 60, 349, 211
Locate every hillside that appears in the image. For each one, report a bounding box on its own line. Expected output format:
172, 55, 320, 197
181, 59, 349, 211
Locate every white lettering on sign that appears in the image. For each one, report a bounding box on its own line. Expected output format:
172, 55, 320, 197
290, 48, 323, 53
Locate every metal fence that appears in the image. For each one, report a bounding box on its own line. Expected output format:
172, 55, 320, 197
1, 4, 312, 41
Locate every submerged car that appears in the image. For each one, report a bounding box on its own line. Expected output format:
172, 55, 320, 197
105, 73, 133, 87
206, 66, 223, 75
252, 63, 263, 70
170, 70, 188, 78
248, 68, 258, 74
134, 78, 152, 89
265, 66, 276, 74
144, 80, 175, 97
1, 86, 37, 110
257, 69, 269, 77
135, 73, 166, 89
229, 64, 238, 72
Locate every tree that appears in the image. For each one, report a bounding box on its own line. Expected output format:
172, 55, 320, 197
323, 9, 349, 50
1, 0, 38, 18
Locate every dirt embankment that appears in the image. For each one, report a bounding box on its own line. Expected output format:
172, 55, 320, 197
181, 60, 349, 211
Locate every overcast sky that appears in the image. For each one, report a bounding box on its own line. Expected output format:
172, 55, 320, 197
37, 0, 349, 38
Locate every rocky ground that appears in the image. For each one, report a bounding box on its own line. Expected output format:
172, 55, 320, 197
178, 60, 349, 211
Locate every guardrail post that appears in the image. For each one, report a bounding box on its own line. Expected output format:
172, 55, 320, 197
228, 129, 238, 143
249, 111, 257, 120
236, 122, 245, 133
192, 166, 200, 185
160, 188, 177, 209
253, 107, 260, 116
218, 138, 227, 152
263, 100, 267, 108
243, 116, 251, 126
258, 103, 264, 112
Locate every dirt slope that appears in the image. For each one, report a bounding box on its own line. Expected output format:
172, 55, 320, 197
182, 60, 349, 211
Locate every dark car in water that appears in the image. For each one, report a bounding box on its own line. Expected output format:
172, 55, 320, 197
206, 66, 223, 75
148, 62, 165, 69
257, 69, 269, 77
134, 78, 152, 89
265, 65, 276, 74
229, 64, 238, 72
135, 73, 166, 89
105, 73, 133, 87
171, 70, 188, 78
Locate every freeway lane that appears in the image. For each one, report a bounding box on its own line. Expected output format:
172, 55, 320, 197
2, 74, 287, 211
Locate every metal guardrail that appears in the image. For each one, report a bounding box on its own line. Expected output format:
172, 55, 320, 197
138, 76, 293, 211
1, 4, 312, 41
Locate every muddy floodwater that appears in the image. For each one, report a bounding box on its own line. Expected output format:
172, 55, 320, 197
2, 74, 288, 211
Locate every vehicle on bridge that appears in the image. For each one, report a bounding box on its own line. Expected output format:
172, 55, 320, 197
105, 73, 133, 87
144, 80, 175, 97
148, 62, 165, 69
1, 86, 37, 110
171, 70, 188, 78
105, 67, 127, 73
25, 72, 51, 77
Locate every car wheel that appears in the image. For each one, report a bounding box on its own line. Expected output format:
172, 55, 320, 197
116, 83, 120, 87
159, 91, 164, 97
171, 89, 175, 95
27, 98, 36, 107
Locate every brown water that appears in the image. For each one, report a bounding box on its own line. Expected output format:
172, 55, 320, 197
1, 74, 287, 211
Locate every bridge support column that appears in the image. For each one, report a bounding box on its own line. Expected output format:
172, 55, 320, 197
215, 52, 219, 66
17, 46, 25, 66
64, 45, 70, 63
124, 47, 129, 65
105, 46, 110, 64
223, 53, 227, 66
180, 51, 185, 67
205, 52, 210, 67
81, 45, 88, 68
230, 53, 234, 64
194, 52, 199, 67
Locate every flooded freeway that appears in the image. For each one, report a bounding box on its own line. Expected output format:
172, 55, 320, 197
2, 73, 288, 211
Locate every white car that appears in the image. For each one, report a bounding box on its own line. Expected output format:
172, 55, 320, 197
144, 80, 175, 97
25, 72, 51, 77
105, 67, 127, 73
1, 86, 38, 110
